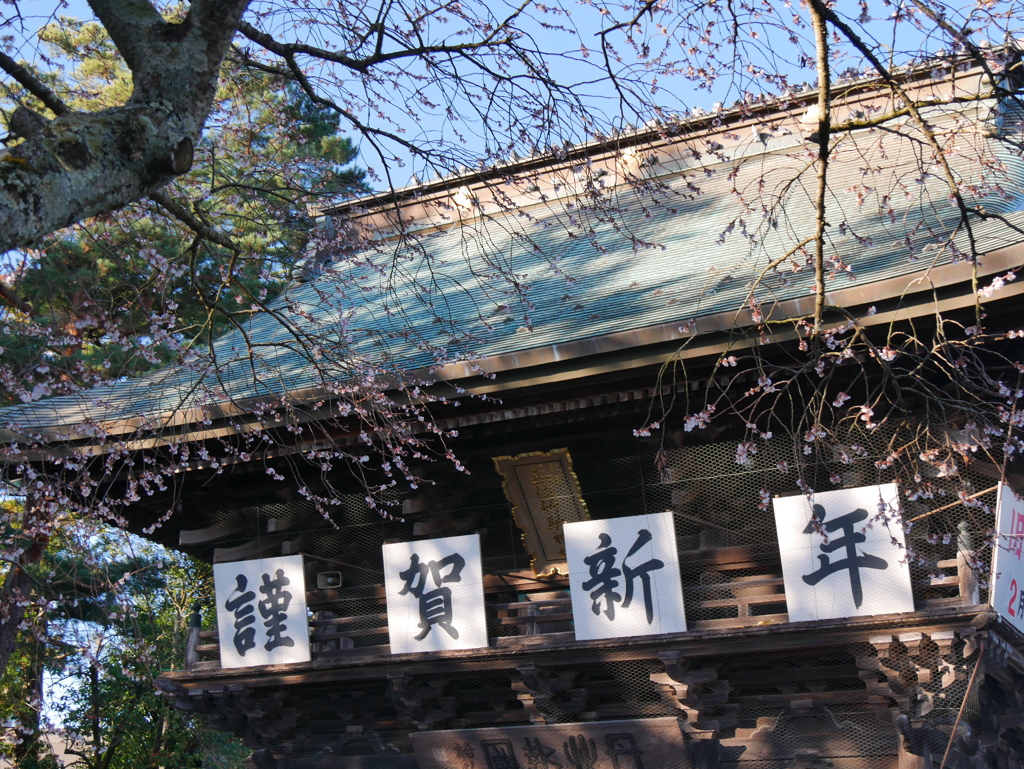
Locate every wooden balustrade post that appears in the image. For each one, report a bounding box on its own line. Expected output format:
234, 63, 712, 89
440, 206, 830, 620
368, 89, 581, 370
956, 521, 980, 607
184, 601, 202, 672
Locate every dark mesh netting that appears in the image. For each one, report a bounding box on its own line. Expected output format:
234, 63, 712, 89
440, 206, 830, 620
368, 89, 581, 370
178, 410, 1002, 769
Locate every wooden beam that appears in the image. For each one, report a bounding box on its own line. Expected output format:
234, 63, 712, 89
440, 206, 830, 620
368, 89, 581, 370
161, 607, 989, 692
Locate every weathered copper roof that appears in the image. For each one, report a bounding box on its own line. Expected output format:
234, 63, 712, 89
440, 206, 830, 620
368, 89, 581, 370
4, 101, 1024, 439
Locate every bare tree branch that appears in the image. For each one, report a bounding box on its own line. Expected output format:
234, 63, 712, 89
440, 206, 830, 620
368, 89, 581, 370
237, 19, 515, 75
0, 282, 33, 316
809, 0, 832, 335
0, 51, 69, 116
0, 0, 251, 252
816, 3, 986, 324
148, 190, 241, 253
86, 0, 165, 76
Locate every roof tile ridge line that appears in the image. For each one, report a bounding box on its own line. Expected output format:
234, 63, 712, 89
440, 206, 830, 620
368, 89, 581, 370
308, 102, 983, 257
319, 57, 999, 217
311, 101, 994, 257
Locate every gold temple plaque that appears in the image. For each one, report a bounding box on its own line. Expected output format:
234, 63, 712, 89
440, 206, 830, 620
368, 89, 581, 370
493, 448, 590, 577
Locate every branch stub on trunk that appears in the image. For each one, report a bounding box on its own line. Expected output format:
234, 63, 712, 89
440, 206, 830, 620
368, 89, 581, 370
170, 137, 194, 175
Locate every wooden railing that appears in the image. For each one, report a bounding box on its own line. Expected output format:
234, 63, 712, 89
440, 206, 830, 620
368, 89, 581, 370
184, 544, 982, 672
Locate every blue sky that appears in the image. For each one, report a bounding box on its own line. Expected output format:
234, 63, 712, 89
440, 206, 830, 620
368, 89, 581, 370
5, 2, 1023, 187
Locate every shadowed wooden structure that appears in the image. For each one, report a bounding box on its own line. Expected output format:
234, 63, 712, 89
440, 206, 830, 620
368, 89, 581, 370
6, 61, 1024, 769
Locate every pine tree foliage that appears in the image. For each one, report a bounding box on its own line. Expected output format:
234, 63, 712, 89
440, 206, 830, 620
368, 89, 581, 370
2, 15, 368, 393
3, 5, 1024, 761
0, 513, 247, 769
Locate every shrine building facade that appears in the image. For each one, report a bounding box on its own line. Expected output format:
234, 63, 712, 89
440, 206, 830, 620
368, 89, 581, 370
6, 61, 1024, 769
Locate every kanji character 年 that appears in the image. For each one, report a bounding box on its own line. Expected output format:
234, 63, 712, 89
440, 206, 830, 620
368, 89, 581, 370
801, 502, 888, 608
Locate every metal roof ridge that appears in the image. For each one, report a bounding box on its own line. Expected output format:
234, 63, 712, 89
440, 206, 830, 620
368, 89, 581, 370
317, 55, 1004, 218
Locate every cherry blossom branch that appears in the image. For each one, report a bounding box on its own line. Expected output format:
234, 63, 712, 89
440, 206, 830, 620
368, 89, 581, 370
815, 3, 985, 326
236, 19, 517, 75
809, 0, 832, 335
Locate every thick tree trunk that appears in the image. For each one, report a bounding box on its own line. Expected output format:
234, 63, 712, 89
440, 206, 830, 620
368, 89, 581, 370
12, 626, 44, 769
91, 663, 102, 759
0, 0, 250, 252
0, 107, 197, 250
0, 496, 50, 685
0, 566, 33, 676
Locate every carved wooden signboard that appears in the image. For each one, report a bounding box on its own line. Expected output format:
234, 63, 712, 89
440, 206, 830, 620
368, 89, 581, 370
564, 511, 686, 640
383, 533, 488, 654
410, 717, 687, 769
212, 554, 311, 669
990, 482, 1024, 631
493, 449, 591, 577
773, 483, 914, 622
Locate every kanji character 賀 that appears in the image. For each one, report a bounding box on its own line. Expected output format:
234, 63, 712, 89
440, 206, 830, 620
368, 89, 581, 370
398, 552, 466, 640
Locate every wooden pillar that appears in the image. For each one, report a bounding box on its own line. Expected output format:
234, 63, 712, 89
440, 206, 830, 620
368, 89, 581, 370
956, 521, 980, 606
184, 601, 202, 671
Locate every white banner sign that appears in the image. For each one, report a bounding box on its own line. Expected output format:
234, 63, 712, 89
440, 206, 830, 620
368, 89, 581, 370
213, 554, 310, 669
990, 482, 1024, 630
774, 483, 914, 623
564, 511, 686, 640
383, 533, 488, 654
